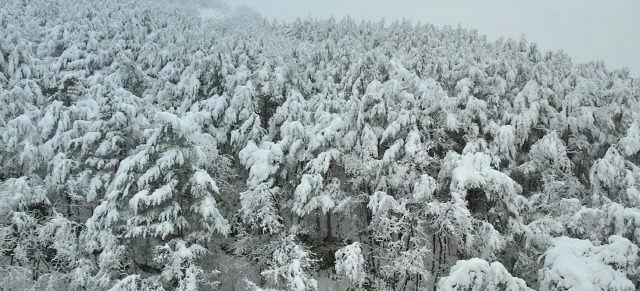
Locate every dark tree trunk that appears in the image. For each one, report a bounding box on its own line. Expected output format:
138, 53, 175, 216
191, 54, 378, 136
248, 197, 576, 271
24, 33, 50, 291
325, 211, 332, 241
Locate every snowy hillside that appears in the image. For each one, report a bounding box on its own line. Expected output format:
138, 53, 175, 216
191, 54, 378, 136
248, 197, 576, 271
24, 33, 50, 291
1, 0, 639, 290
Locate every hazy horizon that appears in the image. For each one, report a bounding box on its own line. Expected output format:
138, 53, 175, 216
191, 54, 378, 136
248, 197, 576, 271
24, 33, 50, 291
231, 0, 640, 78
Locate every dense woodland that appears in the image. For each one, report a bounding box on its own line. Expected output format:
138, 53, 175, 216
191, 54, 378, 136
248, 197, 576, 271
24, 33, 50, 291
1, 0, 640, 290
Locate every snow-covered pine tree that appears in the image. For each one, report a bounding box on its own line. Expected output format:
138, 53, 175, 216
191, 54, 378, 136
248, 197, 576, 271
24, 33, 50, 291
89, 110, 230, 289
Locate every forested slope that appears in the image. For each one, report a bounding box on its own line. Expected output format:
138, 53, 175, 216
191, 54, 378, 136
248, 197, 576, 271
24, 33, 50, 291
1, 0, 640, 290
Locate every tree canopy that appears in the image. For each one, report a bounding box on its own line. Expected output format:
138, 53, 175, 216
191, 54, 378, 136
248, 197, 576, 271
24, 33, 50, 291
1, 0, 639, 290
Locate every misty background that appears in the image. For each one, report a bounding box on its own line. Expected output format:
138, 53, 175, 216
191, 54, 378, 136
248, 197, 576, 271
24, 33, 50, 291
229, 0, 640, 78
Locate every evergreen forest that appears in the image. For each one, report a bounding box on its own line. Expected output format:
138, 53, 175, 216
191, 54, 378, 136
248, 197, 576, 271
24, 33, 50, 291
1, 1, 640, 290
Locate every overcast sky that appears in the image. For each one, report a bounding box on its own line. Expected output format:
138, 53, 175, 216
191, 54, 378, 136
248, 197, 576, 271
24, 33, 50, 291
231, 0, 640, 78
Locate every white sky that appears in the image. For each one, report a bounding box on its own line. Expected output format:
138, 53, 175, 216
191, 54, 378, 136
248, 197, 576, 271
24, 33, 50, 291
232, 0, 640, 78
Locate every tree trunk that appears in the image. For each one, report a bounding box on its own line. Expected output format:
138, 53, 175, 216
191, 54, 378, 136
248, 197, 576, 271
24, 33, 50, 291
432, 234, 439, 291
325, 211, 332, 241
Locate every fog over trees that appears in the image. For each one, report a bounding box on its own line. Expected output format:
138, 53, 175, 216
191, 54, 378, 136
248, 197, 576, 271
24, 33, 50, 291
1, 0, 639, 290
